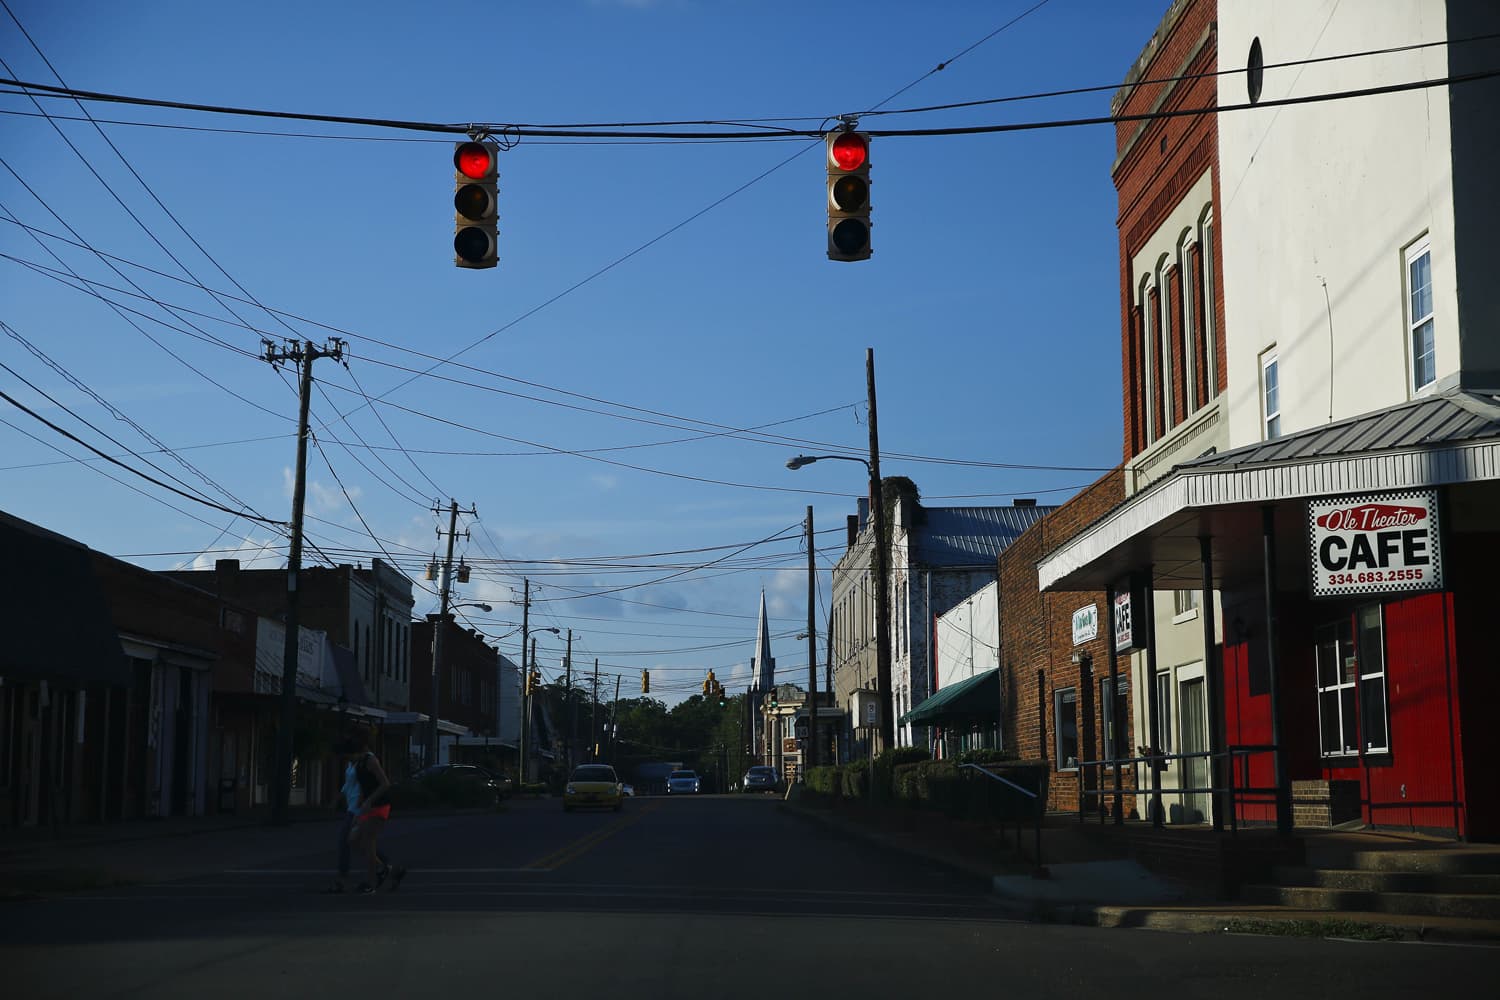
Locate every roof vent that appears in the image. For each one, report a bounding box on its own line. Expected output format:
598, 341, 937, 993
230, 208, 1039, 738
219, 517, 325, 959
1013, 498, 1037, 507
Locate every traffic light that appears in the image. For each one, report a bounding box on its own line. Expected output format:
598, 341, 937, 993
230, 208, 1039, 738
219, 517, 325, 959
524, 669, 532, 696
641, 669, 650, 694
453, 140, 498, 269
826, 130, 871, 262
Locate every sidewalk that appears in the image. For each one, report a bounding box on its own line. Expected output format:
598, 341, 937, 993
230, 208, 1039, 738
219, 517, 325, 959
779, 797, 1500, 945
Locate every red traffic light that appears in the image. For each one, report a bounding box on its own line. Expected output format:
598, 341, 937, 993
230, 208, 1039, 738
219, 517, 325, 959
829, 132, 868, 172
454, 142, 494, 179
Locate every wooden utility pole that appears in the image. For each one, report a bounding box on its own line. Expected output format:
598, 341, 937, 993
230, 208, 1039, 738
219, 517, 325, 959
265, 338, 343, 826
805, 505, 818, 770
428, 500, 474, 768
867, 347, 894, 754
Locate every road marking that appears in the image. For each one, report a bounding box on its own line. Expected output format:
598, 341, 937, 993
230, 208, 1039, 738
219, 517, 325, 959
223, 868, 543, 874
523, 801, 662, 871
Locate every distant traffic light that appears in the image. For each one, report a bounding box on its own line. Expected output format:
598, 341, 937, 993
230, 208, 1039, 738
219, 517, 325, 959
826, 130, 871, 262
641, 669, 650, 694
453, 140, 498, 269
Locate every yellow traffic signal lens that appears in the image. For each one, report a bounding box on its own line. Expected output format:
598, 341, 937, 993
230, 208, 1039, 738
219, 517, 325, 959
832, 175, 868, 213
455, 184, 493, 221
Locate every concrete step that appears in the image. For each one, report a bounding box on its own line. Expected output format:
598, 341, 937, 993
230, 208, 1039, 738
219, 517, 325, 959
1242, 883, 1500, 921
1303, 846, 1500, 875
1272, 865, 1500, 895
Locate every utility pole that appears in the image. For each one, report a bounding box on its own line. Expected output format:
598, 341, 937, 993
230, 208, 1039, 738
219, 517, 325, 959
521, 636, 537, 783
805, 505, 819, 771
518, 578, 529, 780
428, 499, 475, 768
591, 657, 600, 761
868, 347, 894, 755
564, 628, 574, 773
264, 338, 343, 826
609, 673, 621, 763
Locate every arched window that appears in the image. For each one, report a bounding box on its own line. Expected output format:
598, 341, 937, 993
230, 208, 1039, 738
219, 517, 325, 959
1200, 208, 1219, 398
1140, 274, 1156, 444
1156, 255, 1174, 430
1179, 229, 1198, 413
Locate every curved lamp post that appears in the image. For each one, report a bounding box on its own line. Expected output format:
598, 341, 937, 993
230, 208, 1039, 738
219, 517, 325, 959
787, 451, 893, 757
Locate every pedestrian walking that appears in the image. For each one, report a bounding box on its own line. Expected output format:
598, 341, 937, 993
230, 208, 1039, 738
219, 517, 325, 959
325, 734, 393, 893
335, 732, 406, 895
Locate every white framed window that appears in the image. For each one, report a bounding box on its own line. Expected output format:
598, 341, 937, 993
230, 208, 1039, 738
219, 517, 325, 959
1261, 350, 1281, 439
1157, 257, 1174, 427
1153, 669, 1174, 754
1355, 604, 1390, 754
1054, 687, 1078, 771
1405, 236, 1435, 393
1179, 232, 1198, 413
1140, 275, 1156, 444
1172, 589, 1201, 619
1200, 210, 1219, 399
1315, 618, 1358, 757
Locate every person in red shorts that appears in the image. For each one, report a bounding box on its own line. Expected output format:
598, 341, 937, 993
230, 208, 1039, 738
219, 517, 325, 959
345, 733, 405, 894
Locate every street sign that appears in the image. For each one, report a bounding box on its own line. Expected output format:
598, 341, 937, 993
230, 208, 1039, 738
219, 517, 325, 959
782, 737, 800, 754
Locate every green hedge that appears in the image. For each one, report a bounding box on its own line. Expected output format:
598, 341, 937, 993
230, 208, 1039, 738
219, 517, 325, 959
805, 765, 840, 795
888, 757, 1048, 822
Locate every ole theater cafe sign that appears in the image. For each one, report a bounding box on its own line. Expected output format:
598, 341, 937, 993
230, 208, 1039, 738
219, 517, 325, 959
1308, 489, 1443, 598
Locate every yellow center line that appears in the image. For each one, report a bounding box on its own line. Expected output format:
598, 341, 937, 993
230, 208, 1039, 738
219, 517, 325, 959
524, 801, 663, 871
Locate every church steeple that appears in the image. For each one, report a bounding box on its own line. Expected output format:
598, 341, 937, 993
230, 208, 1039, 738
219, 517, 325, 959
750, 590, 775, 693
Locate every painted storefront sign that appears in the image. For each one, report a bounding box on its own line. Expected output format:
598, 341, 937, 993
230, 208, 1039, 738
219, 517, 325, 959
1113, 590, 1135, 654
1308, 489, 1442, 598
1072, 604, 1098, 645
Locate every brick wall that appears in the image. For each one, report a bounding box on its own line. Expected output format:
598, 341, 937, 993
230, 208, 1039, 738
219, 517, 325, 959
999, 470, 1135, 814
1114, 0, 1224, 464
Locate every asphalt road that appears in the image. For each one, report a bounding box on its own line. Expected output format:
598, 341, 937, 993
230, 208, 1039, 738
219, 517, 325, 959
5, 794, 1494, 999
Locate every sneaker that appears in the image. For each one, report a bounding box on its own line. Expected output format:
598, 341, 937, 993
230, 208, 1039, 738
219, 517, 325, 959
387, 865, 407, 892
355, 882, 376, 894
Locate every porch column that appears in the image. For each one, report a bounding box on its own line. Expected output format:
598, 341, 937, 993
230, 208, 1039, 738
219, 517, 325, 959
1199, 535, 1224, 832
1143, 566, 1163, 827
1262, 505, 1292, 836
1104, 583, 1124, 824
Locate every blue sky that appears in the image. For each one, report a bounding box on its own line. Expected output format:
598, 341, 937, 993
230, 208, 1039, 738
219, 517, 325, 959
0, 0, 1168, 703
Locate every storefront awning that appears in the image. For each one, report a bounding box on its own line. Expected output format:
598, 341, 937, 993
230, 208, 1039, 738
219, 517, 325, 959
1038, 388, 1500, 592
900, 668, 999, 726
1, 512, 129, 686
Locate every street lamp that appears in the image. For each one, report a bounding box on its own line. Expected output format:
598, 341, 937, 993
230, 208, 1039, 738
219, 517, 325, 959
452, 601, 493, 614
787, 447, 893, 756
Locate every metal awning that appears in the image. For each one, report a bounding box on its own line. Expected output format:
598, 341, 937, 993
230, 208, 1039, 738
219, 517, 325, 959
900, 668, 999, 725
1, 512, 129, 686
1038, 388, 1500, 592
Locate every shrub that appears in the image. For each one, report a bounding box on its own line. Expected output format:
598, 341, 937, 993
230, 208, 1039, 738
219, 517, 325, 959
805, 765, 841, 795
870, 747, 929, 803
840, 760, 870, 799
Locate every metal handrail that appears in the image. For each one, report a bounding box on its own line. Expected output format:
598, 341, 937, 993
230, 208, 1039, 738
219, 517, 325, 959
959, 763, 1044, 871
1071, 744, 1280, 834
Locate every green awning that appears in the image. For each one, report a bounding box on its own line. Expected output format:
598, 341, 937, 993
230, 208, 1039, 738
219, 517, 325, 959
900, 667, 999, 726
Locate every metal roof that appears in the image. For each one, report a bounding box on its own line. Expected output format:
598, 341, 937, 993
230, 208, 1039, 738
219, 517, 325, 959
1180, 388, 1500, 472
912, 504, 1056, 566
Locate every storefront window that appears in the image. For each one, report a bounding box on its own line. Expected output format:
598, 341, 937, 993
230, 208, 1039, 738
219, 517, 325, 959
1316, 603, 1388, 757
1100, 676, 1129, 761
1154, 669, 1173, 754
1356, 604, 1390, 753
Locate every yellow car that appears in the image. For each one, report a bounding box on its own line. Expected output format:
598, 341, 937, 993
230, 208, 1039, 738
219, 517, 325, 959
563, 764, 625, 812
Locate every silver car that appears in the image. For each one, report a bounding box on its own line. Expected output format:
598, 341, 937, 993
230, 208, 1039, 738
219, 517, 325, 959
742, 765, 780, 792
666, 770, 701, 794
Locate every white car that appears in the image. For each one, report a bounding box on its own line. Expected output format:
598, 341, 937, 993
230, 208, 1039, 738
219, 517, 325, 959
666, 770, 701, 794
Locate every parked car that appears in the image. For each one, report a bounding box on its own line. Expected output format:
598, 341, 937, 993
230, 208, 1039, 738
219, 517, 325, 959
742, 765, 781, 793
666, 770, 701, 794
621, 783, 636, 797
565, 764, 625, 812
408, 763, 509, 805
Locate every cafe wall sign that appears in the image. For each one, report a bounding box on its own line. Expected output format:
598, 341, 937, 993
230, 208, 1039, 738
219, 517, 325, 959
1308, 489, 1442, 598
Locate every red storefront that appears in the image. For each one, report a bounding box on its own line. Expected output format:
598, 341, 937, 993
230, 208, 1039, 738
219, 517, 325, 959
1037, 390, 1500, 841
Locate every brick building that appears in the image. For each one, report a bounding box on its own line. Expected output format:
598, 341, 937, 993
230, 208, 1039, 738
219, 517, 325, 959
411, 615, 500, 765
999, 471, 1133, 815
1040, 0, 1500, 839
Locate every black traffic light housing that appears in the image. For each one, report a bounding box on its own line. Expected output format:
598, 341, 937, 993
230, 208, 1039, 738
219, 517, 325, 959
826, 130, 871, 262
454, 140, 498, 269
